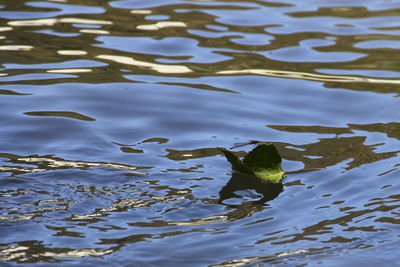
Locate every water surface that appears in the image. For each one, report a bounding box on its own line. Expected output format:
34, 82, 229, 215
1, 0, 400, 265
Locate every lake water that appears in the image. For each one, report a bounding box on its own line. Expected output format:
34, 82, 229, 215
1, 0, 400, 266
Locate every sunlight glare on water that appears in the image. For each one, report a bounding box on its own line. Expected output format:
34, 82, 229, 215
1, 0, 400, 266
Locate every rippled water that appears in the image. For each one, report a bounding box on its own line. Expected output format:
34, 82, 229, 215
1, 0, 400, 265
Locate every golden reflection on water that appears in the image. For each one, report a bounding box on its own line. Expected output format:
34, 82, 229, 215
1, 2, 400, 91
0, 244, 114, 261
218, 69, 400, 85
79, 29, 110, 35
0, 152, 148, 175
212, 248, 314, 267
0, 45, 33, 51
130, 9, 152, 15
266, 124, 399, 170
46, 68, 92, 73
97, 54, 193, 73
57, 50, 87, 55
8, 18, 113, 27
136, 21, 187, 30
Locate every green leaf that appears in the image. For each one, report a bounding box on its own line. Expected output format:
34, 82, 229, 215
243, 144, 285, 183
220, 149, 252, 175
221, 144, 285, 184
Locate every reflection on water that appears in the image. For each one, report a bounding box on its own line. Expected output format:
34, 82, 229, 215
219, 172, 283, 205
268, 124, 400, 171
24, 111, 96, 121
1, 0, 400, 265
0, 152, 148, 175
97, 54, 193, 73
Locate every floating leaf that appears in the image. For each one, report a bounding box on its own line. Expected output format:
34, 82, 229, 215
221, 144, 285, 184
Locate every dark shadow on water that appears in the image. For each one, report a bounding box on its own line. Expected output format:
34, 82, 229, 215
219, 172, 283, 205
